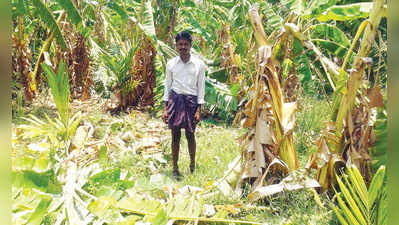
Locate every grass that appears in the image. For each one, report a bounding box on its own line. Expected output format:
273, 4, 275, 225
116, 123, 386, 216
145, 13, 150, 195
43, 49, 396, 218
85, 107, 335, 224
294, 94, 331, 168
167, 126, 244, 186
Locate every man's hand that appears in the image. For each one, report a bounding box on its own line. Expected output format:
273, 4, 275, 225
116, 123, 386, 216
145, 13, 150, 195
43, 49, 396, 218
162, 109, 168, 124
194, 110, 200, 124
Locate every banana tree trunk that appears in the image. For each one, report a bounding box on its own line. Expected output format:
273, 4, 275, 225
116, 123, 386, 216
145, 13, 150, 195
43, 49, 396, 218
236, 5, 299, 187
31, 12, 66, 98
334, 0, 385, 151
13, 16, 34, 101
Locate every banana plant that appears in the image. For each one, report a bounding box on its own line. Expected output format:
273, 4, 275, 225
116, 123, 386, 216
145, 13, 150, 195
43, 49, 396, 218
30, 0, 67, 98
12, 0, 95, 102
98, 0, 184, 111
230, 4, 299, 194
11, 0, 35, 101
204, 78, 239, 121
19, 59, 82, 145
12, 0, 66, 101
153, 0, 180, 44
101, 43, 141, 111
268, 0, 387, 92
306, 0, 386, 192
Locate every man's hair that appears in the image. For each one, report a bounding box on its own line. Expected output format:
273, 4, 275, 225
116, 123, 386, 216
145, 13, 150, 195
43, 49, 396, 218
175, 31, 192, 44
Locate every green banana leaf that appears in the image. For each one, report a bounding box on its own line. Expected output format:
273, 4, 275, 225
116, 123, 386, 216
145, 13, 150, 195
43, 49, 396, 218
32, 0, 67, 50
317, 2, 387, 22
55, 0, 82, 25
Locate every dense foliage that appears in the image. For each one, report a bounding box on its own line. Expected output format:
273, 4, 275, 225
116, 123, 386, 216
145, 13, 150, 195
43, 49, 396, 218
12, 0, 387, 224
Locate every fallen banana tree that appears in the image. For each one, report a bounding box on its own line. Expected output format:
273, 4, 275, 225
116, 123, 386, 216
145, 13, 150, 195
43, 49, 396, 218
13, 59, 95, 225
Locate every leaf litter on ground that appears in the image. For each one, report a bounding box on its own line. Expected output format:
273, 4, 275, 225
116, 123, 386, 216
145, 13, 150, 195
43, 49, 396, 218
13, 95, 274, 224
13, 93, 336, 224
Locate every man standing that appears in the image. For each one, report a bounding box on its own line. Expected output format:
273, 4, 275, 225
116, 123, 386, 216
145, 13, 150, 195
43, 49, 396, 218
162, 31, 206, 180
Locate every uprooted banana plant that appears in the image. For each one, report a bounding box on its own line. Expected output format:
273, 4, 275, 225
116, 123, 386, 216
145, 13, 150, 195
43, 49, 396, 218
13, 102, 267, 225
306, 0, 386, 193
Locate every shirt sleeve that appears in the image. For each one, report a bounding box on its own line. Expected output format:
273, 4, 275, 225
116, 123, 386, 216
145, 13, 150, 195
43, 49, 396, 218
163, 61, 172, 102
197, 62, 206, 104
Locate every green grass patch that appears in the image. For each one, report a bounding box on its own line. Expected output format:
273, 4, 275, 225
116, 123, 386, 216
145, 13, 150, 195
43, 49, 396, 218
294, 95, 331, 168
170, 127, 244, 186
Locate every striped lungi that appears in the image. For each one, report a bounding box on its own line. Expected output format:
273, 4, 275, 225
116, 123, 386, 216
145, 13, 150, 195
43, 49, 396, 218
167, 90, 198, 133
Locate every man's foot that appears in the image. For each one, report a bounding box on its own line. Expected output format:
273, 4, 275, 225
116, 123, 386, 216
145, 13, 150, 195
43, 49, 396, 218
173, 170, 181, 181
190, 162, 195, 174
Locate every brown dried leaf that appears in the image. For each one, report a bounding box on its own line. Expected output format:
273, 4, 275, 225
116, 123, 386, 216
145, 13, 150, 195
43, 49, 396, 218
368, 86, 384, 108
214, 204, 241, 215
281, 102, 296, 134
248, 171, 320, 202
241, 117, 255, 128
305, 153, 318, 170
316, 138, 331, 166
254, 124, 266, 172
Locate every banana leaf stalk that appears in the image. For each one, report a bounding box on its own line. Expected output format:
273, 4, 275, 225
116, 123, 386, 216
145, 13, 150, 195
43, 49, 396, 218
31, 11, 66, 96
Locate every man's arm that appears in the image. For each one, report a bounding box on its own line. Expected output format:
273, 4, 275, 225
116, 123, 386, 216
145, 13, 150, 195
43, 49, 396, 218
195, 62, 206, 123
197, 62, 206, 105
196, 104, 201, 113
164, 101, 168, 113
162, 62, 172, 123
163, 63, 172, 102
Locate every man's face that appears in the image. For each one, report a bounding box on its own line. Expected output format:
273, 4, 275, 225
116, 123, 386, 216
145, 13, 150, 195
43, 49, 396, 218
176, 38, 191, 57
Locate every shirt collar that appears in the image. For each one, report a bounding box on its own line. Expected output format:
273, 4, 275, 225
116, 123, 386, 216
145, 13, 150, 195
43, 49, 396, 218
178, 55, 194, 65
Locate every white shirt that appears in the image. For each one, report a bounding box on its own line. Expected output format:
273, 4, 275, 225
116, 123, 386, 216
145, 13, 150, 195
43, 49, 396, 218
163, 55, 206, 104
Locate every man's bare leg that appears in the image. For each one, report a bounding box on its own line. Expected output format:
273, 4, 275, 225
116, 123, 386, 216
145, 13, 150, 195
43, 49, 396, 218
185, 130, 196, 173
172, 128, 181, 179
